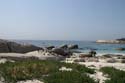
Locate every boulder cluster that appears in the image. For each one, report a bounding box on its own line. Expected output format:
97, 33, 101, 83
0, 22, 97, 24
45, 44, 79, 56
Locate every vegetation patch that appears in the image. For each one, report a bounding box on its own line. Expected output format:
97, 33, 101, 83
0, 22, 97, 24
44, 71, 95, 83
100, 67, 125, 83
0, 60, 96, 83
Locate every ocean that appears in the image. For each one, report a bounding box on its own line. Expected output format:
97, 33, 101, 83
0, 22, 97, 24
14, 40, 125, 54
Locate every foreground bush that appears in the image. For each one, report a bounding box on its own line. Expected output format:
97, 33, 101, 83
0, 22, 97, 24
100, 67, 125, 83
0, 60, 96, 83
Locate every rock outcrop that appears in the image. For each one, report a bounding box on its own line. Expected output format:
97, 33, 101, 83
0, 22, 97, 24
68, 44, 79, 49
0, 39, 43, 53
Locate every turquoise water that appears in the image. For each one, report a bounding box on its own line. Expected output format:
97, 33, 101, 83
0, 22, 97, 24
15, 40, 125, 54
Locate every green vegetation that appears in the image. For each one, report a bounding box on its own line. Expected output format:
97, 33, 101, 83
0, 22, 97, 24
100, 67, 125, 83
0, 60, 96, 83
44, 71, 95, 83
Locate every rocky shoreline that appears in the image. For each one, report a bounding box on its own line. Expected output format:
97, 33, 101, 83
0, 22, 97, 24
0, 39, 125, 62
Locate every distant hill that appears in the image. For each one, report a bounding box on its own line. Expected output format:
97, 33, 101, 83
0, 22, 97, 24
116, 38, 125, 41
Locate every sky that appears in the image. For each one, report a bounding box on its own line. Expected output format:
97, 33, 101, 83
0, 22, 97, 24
0, 0, 125, 41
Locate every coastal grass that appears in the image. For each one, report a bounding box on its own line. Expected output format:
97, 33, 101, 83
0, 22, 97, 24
100, 67, 125, 83
0, 60, 96, 83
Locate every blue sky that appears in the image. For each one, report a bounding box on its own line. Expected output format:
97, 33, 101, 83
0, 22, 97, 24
0, 0, 125, 40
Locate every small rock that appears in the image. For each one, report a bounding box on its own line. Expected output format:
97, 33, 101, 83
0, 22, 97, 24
79, 54, 92, 58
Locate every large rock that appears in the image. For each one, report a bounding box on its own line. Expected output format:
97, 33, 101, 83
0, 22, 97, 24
0, 39, 43, 53
68, 44, 79, 49
52, 48, 71, 56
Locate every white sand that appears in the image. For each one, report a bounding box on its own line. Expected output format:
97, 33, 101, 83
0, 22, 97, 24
0, 51, 55, 58
0, 51, 63, 61
0, 59, 7, 64
17, 80, 44, 83
79, 62, 125, 71
89, 71, 108, 83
